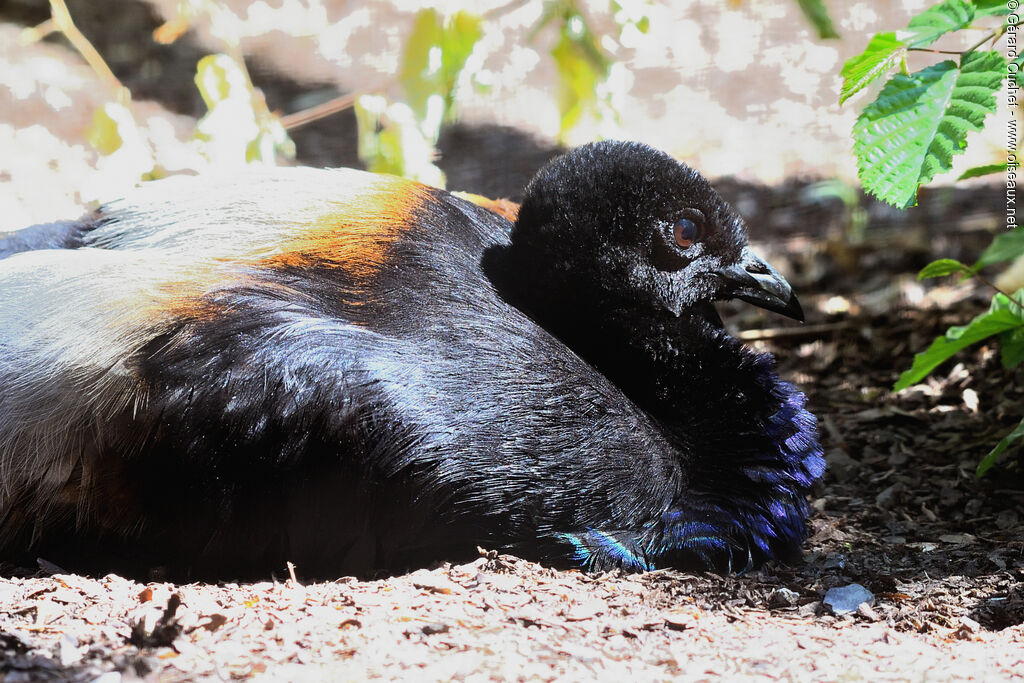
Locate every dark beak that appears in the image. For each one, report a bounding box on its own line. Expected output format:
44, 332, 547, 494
717, 247, 804, 322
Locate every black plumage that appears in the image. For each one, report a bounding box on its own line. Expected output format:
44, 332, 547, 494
0, 141, 823, 579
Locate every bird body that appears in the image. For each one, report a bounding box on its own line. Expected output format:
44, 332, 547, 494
0, 142, 823, 579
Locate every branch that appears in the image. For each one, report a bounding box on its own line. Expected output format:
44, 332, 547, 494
49, 0, 126, 101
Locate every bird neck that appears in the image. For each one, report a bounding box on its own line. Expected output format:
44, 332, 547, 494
483, 241, 824, 569
483, 243, 731, 421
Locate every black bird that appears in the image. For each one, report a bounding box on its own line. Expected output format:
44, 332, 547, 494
0, 141, 823, 579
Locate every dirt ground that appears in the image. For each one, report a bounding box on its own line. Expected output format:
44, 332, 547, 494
0, 1, 1021, 680
4, 180, 1022, 682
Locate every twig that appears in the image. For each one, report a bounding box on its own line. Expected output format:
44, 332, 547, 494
906, 29, 1002, 57
19, 18, 55, 44
484, 0, 533, 19
280, 92, 358, 130
965, 29, 1002, 54
737, 321, 854, 342
48, 0, 126, 101
279, 79, 394, 131
906, 47, 968, 55
972, 270, 1024, 312
286, 560, 299, 585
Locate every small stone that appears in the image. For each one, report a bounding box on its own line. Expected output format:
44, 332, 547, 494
939, 486, 962, 507
823, 554, 846, 570
420, 622, 449, 636
875, 483, 901, 509
823, 583, 874, 616
959, 615, 981, 632
768, 587, 800, 607
825, 449, 860, 483
58, 635, 82, 667
995, 510, 1019, 530
939, 533, 975, 545
887, 449, 907, 467
856, 602, 881, 622
962, 388, 979, 412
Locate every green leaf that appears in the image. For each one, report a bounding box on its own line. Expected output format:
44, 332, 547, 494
87, 102, 125, 155
893, 308, 1023, 390
439, 11, 483, 123
918, 258, 971, 279
399, 8, 483, 139
958, 162, 1007, 179
1001, 327, 1024, 367
549, 9, 612, 137
194, 54, 242, 110
975, 228, 1024, 268
796, 0, 840, 40
977, 417, 1024, 476
993, 289, 1024, 367
902, 0, 975, 48
399, 9, 445, 128
989, 288, 1024, 318
972, 0, 1011, 17
1011, 55, 1024, 89
854, 50, 1006, 208
352, 94, 445, 186
840, 33, 907, 104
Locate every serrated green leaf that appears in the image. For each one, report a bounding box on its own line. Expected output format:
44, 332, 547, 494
893, 308, 1023, 390
854, 50, 1006, 208
959, 162, 1007, 179
977, 417, 1024, 476
918, 258, 970, 279
1011, 55, 1023, 89
901, 0, 975, 48
976, 229, 1024, 268
972, 0, 1010, 16
796, 0, 840, 40
840, 33, 907, 105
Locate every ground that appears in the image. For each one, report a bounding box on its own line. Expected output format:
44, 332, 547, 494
3, 181, 1022, 681
0, 1, 1021, 680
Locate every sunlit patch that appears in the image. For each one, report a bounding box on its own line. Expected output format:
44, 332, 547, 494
451, 191, 520, 222
261, 174, 431, 278
152, 173, 434, 321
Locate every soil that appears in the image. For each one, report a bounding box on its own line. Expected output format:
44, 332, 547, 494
0, 1, 1021, 680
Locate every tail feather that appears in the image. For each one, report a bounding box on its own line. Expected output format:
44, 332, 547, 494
0, 221, 88, 259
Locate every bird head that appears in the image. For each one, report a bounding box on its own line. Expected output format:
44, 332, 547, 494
506, 140, 803, 323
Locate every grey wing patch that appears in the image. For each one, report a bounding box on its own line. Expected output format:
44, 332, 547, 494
0, 220, 89, 259
0, 248, 189, 543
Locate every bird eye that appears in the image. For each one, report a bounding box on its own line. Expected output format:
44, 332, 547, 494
672, 218, 703, 249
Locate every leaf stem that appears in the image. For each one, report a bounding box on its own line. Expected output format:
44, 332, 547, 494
965, 29, 1002, 54
907, 47, 968, 55
973, 270, 1024, 312
906, 30, 1001, 57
